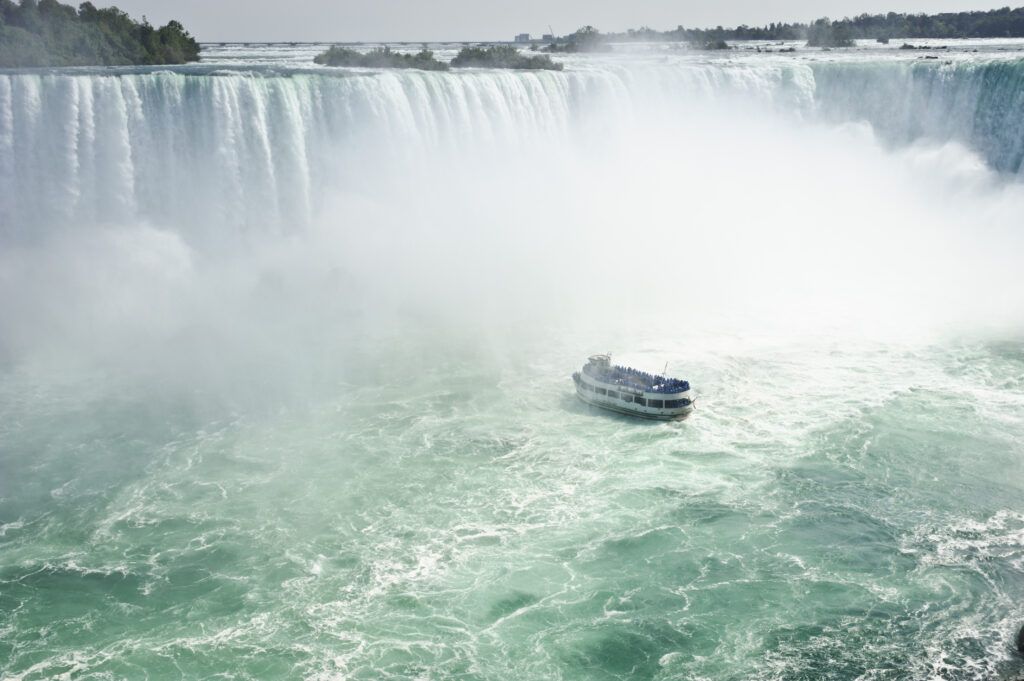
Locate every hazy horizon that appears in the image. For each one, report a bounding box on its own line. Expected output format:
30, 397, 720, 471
105, 0, 1017, 42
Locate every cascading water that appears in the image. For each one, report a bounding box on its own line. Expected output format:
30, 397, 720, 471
1, 43, 1023, 681
811, 58, 1024, 174
4, 51, 1024, 243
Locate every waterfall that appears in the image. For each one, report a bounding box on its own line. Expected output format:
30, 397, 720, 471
2, 58, 1022, 245
810, 58, 1024, 174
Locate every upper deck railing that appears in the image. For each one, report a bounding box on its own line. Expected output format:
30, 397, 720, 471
582, 362, 690, 394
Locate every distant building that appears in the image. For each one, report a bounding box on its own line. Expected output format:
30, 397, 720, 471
542, 34, 554, 41
514, 33, 531, 43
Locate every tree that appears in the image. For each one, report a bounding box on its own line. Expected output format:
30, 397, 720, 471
0, 0, 199, 66
806, 17, 855, 47
450, 44, 562, 70
313, 45, 449, 70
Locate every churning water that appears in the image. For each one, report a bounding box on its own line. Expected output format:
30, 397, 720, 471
2, 41, 1024, 681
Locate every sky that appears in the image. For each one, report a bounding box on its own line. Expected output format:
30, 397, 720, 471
110, 0, 1014, 42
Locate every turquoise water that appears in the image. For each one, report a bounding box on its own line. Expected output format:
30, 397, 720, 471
3, 335, 1023, 680
2, 42, 1024, 680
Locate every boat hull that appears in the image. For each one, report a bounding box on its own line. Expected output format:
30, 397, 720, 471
574, 381, 693, 420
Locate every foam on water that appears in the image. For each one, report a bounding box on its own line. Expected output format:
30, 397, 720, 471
1, 42, 1024, 680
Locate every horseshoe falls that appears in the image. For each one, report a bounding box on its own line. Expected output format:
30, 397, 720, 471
2, 43, 1024, 681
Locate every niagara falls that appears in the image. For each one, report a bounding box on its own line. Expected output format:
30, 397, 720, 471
2, 4, 1024, 679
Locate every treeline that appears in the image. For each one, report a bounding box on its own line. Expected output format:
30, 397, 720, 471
314, 46, 448, 70
803, 6, 1024, 39
561, 5, 1024, 45
314, 45, 562, 71
450, 45, 560, 69
540, 25, 613, 52
0, 0, 200, 67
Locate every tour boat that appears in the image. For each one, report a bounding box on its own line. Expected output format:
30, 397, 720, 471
572, 354, 694, 420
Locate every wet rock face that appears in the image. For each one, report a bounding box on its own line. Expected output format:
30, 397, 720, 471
1017, 623, 1024, 654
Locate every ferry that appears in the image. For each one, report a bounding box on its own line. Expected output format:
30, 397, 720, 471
572, 354, 694, 420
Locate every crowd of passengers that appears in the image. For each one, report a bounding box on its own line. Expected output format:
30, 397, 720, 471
587, 364, 690, 394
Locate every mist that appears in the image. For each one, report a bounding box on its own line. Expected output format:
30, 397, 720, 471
2, 56, 1024, 402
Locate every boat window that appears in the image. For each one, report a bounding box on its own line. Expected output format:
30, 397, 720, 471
649, 399, 663, 408
606, 390, 618, 399
621, 394, 633, 403
664, 400, 683, 408
595, 387, 606, 395
634, 397, 646, 406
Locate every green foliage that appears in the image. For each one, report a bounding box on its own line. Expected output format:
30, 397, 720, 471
0, 24, 48, 64
450, 44, 562, 70
573, 25, 602, 43
312, 45, 360, 66
673, 22, 805, 42
314, 45, 448, 70
806, 18, 856, 47
314, 45, 562, 72
581, 6, 1024, 44
827, 7, 1024, 39
542, 25, 612, 53
0, 0, 199, 66
541, 41, 577, 53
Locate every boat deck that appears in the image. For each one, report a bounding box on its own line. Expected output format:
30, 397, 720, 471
581, 362, 690, 395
